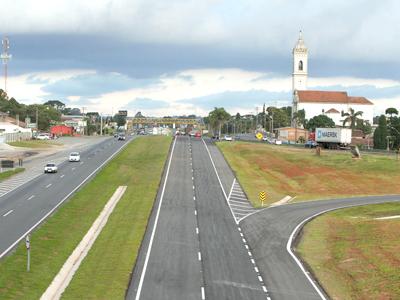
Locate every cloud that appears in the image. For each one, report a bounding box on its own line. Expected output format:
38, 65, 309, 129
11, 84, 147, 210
124, 98, 170, 110
41, 72, 160, 98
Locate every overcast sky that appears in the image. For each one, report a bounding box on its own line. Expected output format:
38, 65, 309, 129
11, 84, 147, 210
1, 0, 400, 116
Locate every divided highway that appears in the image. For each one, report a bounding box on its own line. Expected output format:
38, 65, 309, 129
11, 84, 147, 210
128, 136, 267, 300
0, 136, 133, 258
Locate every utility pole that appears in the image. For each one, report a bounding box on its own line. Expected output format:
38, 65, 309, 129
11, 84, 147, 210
255, 107, 259, 130
36, 106, 39, 131
100, 113, 103, 136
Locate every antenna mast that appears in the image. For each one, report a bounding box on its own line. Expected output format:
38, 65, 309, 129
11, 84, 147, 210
1, 36, 12, 96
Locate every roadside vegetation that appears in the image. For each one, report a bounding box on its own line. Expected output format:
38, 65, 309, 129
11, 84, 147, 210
0, 136, 171, 299
218, 141, 400, 206
0, 168, 24, 182
8, 140, 62, 148
297, 203, 400, 299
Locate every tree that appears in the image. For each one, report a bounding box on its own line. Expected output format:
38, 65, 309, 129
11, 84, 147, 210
114, 114, 126, 127
373, 115, 388, 149
208, 107, 230, 136
342, 108, 363, 129
292, 109, 306, 128
385, 107, 398, 118
356, 119, 372, 135
44, 100, 65, 111
306, 115, 335, 131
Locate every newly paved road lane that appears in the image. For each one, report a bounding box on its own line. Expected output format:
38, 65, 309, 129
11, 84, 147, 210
241, 195, 400, 300
127, 137, 202, 300
129, 136, 266, 300
191, 138, 266, 299
0, 137, 132, 258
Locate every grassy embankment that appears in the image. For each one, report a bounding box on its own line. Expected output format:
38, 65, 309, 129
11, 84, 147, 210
0, 136, 171, 299
8, 140, 62, 148
217, 141, 400, 206
0, 168, 25, 182
297, 203, 400, 299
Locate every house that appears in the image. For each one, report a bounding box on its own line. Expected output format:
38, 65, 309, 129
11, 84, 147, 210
277, 127, 309, 143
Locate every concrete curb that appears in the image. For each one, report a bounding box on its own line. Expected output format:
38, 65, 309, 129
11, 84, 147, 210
270, 195, 294, 207
40, 185, 127, 300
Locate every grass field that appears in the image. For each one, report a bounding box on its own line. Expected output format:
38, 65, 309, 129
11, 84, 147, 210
0, 168, 24, 182
0, 136, 171, 299
297, 203, 400, 299
217, 142, 400, 206
8, 140, 62, 148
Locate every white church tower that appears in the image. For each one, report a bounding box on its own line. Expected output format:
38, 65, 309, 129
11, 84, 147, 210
291, 31, 308, 126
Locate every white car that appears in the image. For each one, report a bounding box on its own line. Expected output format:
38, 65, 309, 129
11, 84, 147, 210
224, 135, 233, 141
44, 163, 58, 173
69, 152, 80, 162
36, 133, 50, 140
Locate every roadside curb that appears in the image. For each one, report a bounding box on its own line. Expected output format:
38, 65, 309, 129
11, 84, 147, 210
40, 186, 127, 300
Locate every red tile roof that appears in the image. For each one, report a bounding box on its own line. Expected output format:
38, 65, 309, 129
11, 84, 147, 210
297, 90, 373, 105
325, 108, 340, 114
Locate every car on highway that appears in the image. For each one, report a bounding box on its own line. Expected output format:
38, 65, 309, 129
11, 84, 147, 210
69, 152, 80, 162
118, 134, 126, 141
44, 163, 58, 173
304, 140, 319, 148
224, 135, 233, 141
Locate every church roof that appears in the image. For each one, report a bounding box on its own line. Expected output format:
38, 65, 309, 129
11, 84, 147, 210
297, 90, 373, 105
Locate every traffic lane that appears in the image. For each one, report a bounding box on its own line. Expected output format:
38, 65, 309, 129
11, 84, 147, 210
0, 137, 133, 257
129, 137, 202, 300
191, 138, 266, 300
241, 195, 400, 300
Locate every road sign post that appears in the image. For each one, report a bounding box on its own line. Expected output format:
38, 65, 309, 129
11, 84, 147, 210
25, 234, 30, 272
259, 191, 266, 206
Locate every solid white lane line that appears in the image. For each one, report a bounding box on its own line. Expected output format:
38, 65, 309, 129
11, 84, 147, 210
201, 287, 205, 300
198, 252, 202, 261
60, 174, 65, 178
135, 137, 177, 300
27, 195, 35, 201
46, 183, 52, 188
3, 210, 13, 217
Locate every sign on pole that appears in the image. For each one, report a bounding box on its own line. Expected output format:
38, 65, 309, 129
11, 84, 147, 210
256, 132, 263, 140
259, 191, 266, 206
25, 234, 30, 272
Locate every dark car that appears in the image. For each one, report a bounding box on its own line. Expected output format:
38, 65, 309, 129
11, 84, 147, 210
118, 134, 126, 141
305, 140, 318, 148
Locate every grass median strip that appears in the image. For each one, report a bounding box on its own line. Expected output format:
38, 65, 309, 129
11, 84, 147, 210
0, 168, 24, 182
297, 202, 400, 299
8, 140, 62, 148
217, 141, 400, 206
0, 136, 171, 299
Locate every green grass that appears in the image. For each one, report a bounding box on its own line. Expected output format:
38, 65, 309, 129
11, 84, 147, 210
0, 136, 171, 299
297, 203, 400, 299
217, 141, 400, 206
8, 140, 62, 148
0, 168, 24, 182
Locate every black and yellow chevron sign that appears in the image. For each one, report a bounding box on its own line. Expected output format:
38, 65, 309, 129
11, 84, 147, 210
259, 191, 266, 202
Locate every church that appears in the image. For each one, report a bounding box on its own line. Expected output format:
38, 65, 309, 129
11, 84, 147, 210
291, 32, 374, 127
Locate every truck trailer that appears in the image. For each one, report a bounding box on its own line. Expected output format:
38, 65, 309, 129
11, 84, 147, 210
315, 128, 352, 149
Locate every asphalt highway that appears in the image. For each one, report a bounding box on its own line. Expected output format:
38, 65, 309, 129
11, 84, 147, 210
240, 195, 400, 300
128, 136, 267, 300
0, 136, 133, 258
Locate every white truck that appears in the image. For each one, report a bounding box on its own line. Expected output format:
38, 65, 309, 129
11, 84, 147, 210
315, 128, 352, 149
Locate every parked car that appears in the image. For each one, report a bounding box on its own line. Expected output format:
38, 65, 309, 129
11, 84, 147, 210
305, 140, 319, 148
194, 132, 201, 138
69, 152, 80, 162
44, 163, 58, 173
36, 133, 50, 140
224, 135, 233, 141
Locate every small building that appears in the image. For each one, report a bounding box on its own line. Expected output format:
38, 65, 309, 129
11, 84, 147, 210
50, 125, 74, 136
277, 127, 309, 143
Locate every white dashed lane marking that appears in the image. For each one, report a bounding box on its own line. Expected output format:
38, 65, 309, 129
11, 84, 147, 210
45, 183, 52, 188
60, 174, 65, 178
27, 195, 35, 201
3, 210, 13, 217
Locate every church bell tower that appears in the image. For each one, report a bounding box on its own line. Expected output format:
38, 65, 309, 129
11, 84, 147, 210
292, 31, 308, 126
